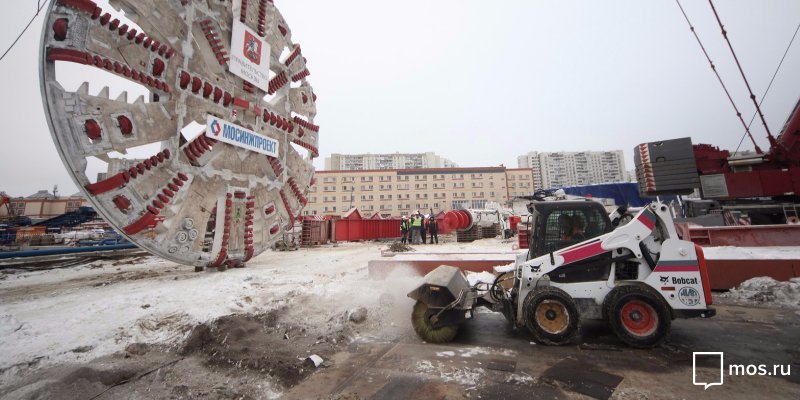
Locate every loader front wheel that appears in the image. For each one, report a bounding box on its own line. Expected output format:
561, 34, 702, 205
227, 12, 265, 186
411, 301, 459, 343
604, 285, 671, 348
522, 287, 580, 345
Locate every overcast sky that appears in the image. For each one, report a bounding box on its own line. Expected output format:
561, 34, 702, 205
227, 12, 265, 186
1, 0, 799, 197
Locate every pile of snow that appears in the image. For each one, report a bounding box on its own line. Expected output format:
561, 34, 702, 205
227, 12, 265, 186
465, 271, 497, 287
723, 277, 800, 308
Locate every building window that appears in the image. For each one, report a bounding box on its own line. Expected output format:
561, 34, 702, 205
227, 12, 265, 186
471, 200, 487, 209
451, 200, 468, 210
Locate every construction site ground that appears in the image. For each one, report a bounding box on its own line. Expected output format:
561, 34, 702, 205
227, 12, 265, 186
0, 238, 798, 399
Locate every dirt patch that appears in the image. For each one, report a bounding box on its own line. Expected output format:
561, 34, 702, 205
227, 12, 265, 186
0, 358, 155, 400
0, 309, 350, 399
388, 242, 413, 252
180, 311, 340, 388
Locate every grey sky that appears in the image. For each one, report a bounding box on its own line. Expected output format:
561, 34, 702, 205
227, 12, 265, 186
1, 0, 799, 197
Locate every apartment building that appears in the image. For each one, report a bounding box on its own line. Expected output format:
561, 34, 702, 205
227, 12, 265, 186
304, 167, 534, 217
324, 152, 459, 171
517, 150, 626, 189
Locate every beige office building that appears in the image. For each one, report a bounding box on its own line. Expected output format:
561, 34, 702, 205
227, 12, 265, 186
304, 167, 535, 217
0, 190, 88, 221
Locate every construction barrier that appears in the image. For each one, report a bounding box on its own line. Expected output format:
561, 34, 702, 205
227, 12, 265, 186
706, 259, 800, 290
675, 223, 800, 246
334, 208, 401, 242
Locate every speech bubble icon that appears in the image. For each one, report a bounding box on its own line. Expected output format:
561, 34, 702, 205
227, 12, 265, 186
693, 352, 724, 390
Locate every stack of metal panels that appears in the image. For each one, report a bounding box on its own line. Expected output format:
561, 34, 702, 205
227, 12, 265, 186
634, 137, 699, 196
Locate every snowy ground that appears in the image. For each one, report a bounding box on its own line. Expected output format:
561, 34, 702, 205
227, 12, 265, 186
1, 240, 799, 399
0, 243, 387, 385
0, 238, 511, 397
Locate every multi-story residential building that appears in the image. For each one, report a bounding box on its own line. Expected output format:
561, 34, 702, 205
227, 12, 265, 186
324, 152, 459, 171
304, 167, 534, 217
0, 190, 89, 221
517, 150, 626, 189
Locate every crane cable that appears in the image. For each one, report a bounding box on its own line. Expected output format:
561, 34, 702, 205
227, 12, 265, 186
674, 0, 763, 154
733, 21, 800, 157
0, 0, 51, 63
709, 0, 779, 153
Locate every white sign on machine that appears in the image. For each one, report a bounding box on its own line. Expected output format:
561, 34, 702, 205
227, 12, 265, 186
206, 115, 279, 157
229, 0, 271, 92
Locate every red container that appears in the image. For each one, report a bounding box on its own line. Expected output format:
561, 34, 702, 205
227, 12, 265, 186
334, 208, 401, 241
518, 222, 530, 249
509, 216, 521, 231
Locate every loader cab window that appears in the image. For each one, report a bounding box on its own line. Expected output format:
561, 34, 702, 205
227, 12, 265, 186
539, 208, 609, 256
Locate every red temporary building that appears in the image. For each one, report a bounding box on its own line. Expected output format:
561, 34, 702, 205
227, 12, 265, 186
334, 208, 401, 242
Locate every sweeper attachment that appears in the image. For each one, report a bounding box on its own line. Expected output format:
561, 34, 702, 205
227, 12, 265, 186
408, 201, 715, 348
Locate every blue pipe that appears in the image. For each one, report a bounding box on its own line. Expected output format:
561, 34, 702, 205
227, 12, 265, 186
0, 243, 138, 259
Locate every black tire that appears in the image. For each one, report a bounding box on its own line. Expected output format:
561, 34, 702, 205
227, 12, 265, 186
604, 284, 671, 348
411, 301, 459, 343
522, 286, 580, 345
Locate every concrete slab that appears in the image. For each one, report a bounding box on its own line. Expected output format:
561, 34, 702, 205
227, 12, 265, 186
542, 359, 624, 399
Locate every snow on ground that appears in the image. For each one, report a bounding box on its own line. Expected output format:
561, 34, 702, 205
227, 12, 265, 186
0, 240, 434, 383
702, 246, 800, 260
414, 360, 485, 386
722, 277, 800, 308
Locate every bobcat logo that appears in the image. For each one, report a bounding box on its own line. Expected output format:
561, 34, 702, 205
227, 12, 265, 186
243, 31, 261, 65
659, 276, 669, 284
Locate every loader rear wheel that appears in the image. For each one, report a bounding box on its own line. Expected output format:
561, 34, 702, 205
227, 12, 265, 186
604, 285, 671, 348
411, 301, 459, 343
522, 287, 580, 345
